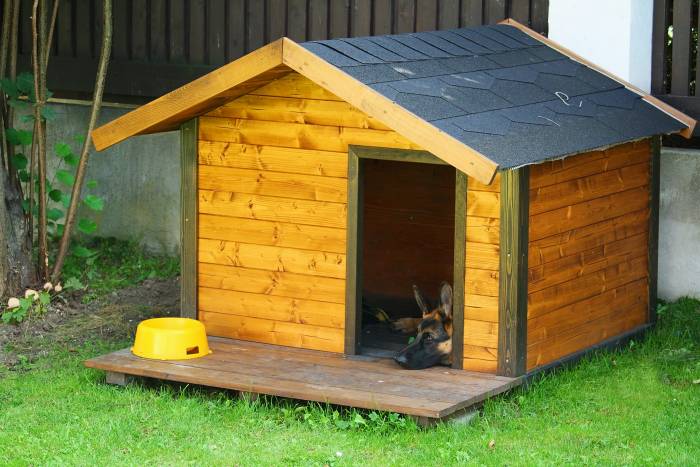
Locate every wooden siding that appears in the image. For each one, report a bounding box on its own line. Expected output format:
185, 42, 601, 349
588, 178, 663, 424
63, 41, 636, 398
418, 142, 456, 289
197, 72, 501, 366
198, 72, 417, 353
527, 140, 652, 370
464, 174, 501, 373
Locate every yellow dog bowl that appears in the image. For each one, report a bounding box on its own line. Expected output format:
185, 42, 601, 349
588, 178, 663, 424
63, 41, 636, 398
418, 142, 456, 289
132, 318, 212, 360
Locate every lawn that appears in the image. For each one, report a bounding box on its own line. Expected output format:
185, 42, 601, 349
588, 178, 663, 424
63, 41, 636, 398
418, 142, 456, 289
0, 242, 698, 465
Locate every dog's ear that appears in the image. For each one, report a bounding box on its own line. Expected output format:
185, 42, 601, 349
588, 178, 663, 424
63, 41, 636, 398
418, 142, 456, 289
413, 285, 430, 316
439, 282, 453, 321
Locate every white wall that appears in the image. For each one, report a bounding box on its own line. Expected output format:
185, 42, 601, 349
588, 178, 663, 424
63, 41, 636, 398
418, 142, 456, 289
548, 0, 653, 91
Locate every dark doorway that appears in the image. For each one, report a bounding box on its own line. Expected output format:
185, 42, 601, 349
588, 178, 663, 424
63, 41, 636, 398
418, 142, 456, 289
358, 158, 456, 357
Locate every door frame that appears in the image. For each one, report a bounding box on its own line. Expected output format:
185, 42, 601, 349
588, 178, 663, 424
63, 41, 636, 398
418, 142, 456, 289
345, 145, 466, 369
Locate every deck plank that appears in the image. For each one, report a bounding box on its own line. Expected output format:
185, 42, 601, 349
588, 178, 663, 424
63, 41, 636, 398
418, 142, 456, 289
85, 338, 520, 419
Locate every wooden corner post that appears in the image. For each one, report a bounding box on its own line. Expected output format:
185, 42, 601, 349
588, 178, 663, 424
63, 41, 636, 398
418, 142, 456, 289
648, 136, 661, 324
497, 167, 529, 377
452, 171, 467, 369
180, 118, 198, 319
345, 147, 364, 354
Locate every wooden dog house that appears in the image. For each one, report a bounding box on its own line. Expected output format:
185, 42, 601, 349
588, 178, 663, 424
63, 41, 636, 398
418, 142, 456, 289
86, 20, 695, 422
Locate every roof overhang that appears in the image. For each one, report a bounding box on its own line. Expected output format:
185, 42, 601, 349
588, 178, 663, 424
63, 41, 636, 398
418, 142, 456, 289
92, 21, 697, 185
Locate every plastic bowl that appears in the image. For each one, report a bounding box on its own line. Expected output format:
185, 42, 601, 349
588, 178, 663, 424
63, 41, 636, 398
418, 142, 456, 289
131, 318, 212, 360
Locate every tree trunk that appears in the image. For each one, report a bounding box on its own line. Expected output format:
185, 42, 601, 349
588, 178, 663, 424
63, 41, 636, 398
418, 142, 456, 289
0, 162, 34, 298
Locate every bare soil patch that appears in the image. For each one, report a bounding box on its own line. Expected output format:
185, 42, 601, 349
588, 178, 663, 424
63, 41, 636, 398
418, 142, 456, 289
0, 277, 180, 369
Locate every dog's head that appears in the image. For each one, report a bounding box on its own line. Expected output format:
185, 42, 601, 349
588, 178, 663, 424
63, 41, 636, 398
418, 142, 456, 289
394, 282, 453, 370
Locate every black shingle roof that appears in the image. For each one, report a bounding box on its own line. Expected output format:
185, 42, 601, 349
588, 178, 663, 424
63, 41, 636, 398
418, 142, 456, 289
301, 24, 685, 169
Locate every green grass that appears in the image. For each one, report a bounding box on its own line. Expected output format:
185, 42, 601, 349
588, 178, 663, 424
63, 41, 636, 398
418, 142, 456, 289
61, 237, 180, 301
1, 299, 698, 465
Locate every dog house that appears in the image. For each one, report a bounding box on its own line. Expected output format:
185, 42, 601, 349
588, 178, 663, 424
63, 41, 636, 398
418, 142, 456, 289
86, 20, 695, 422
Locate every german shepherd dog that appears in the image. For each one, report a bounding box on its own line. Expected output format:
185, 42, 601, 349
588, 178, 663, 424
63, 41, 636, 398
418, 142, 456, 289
392, 282, 453, 370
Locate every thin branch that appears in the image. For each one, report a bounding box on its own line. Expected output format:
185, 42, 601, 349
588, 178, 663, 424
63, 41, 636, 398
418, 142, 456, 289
43, 0, 59, 73
32, 0, 49, 280
51, 0, 112, 281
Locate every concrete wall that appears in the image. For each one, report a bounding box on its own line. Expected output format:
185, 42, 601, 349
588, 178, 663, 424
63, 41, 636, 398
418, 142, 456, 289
548, 0, 653, 91
22, 101, 181, 254
659, 148, 700, 300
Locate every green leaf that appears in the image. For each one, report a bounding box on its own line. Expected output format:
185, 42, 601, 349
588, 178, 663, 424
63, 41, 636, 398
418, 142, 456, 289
7, 98, 29, 109
40, 106, 56, 120
18, 170, 30, 183
83, 194, 104, 211
86, 180, 98, 189
16, 72, 34, 95
64, 276, 86, 291
72, 246, 96, 258
6, 128, 33, 146
60, 193, 71, 209
77, 218, 97, 234
56, 169, 75, 186
49, 189, 63, 202
47, 208, 63, 221
0, 78, 19, 98
10, 153, 28, 170
20, 114, 35, 124
63, 153, 80, 166
39, 292, 50, 305
21, 199, 30, 213
55, 142, 72, 157
55, 223, 65, 237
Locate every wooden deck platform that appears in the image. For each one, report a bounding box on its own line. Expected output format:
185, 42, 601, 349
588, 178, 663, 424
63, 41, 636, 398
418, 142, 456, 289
85, 337, 521, 421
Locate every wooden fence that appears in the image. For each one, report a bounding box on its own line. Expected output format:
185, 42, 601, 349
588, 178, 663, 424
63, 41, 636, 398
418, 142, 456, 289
651, 0, 700, 126
10, 0, 549, 99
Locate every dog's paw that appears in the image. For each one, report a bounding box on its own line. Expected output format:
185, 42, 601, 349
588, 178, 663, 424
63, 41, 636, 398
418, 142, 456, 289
391, 317, 421, 334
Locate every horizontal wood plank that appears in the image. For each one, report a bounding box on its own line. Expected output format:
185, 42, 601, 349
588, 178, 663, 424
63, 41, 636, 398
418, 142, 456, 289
199, 116, 421, 153
529, 185, 650, 241
529, 209, 649, 267
198, 214, 346, 254
198, 141, 348, 178
250, 73, 344, 101
201, 311, 345, 353
463, 319, 498, 348
198, 238, 346, 279
206, 94, 391, 130
198, 286, 345, 327
467, 190, 500, 218
466, 216, 500, 244
199, 263, 346, 304
198, 164, 347, 203
462, 358, 498, 373
466, 241, 500, 271
199, 190, 347, 228
465, 268, 499, 297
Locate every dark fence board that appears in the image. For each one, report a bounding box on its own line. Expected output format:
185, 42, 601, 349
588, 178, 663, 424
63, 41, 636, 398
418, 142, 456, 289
12, 0, 548, 99
670, 0, 691, 96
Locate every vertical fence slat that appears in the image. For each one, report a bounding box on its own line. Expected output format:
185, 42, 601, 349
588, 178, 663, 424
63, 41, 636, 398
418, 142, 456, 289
372, 0, 392, 34
131, 0, 148, 60
207, 0, 226, 64
287, 0, 307, 41
247, 0, 266, 51
460, 0, 483, 27
438, 0, 459, 29
351, 0, 371, 36
530, 0, 548, 34
19, 0, 32, 56
188, 0, 206, 63
415, 0, 437, 31
226, 0, 245, 60
671, 0, 692, 95
93, 1, 103, 59
651, 0, 668, 94
57, 0, 74, 57
485, 0, 507, 24
168, 0, 186, 62
329, 0, 350, 38
309, 0, 329, 39
150, 0, 167, 61
267, 0, 287, 41
75, 0, 91, 57
509, 0, 530, 25
695, 3, 700, 96
395, 0, 415, 33
112, 0, 129, 59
